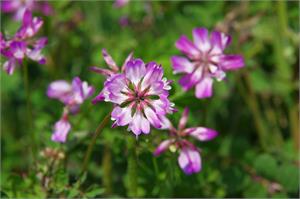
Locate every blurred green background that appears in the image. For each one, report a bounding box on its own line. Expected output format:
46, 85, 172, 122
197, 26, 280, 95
1, 1, 299, 198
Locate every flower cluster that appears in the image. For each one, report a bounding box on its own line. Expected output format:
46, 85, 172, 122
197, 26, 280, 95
0, 10, 47, 75
154, 108, 218, 174
92, 50, 175, 137
171, 27, 244, 98
47, 77, 94, 142
1, 0, 53, 21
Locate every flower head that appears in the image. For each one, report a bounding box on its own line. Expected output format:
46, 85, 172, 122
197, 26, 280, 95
171, 27, 245, 99
114, 0, 129, 8
93, 57, 175, 137
1, 0, 53, 20
1, 10, 47, 75
90, 49, 133, 77
47, 77, 94, 114
154, 107, 218, 175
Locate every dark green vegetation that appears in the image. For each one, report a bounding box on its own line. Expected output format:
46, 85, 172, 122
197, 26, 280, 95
1, 1, 299, 198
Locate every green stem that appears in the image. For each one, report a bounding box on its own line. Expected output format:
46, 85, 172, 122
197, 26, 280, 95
80, 113, 111, 175
102, 144, 113, 195
126, 136, 138, 198
22, 63, 37, 154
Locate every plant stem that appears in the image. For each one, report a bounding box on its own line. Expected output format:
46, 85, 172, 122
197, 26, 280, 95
23, 63, 37, 154
102, 144, 113, 195
126, 135, 138, 198
80, 113, 111, 175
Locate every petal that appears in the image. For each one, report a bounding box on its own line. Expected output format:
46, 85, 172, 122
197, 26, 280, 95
121, 52, 133, 72
111, 106, 132, 126
10, 41, 26, 59
153, 139, 173, 156
47, 80, 72, 101
179, 67, 203, 91
219, 55, 245, 70
1, 1, 19, 12
3, 58, 17, 75
105, 74, 129, 104
157, 115, 172, 130
184, 127, 218, 141
178, 107, 189, 130
175, 35, 199, 58
141, 62, 163, 90
178, 147, 201, 175
144, 107, 161, 128
192, 28, 211, 52
171, 56, 194, 74
125, 58, 146, 86
51, 118, 71, 143
90, 66, 114, 76
129, 110, 150, 136
210, 31, 231, 54
102, 48, 119, 72
195, 77, 213, 99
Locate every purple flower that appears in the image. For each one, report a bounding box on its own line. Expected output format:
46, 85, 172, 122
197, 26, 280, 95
1, 0, 53, 21
154, 107, 218, 175
114, 0, 129, 8
93, 57, 175, 137
90, 49, 133, 77
47, 77, 94, 114
1, 10, 47, 75
48, 77, 94, 143
51, 113, 71, 143
171, 27, 245, 99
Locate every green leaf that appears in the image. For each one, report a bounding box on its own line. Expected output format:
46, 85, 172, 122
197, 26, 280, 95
254, 154, 278, 179
275, 164, 299, 193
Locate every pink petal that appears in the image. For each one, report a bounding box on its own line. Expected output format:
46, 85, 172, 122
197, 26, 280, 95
219, 55, 244, 70
175, 35, 199, 58
179, 67, 203, 91
129, 110, 150, 136
195, 77, 213, 99
171, 56, 194, 74
153, 139, 174, 156
51, 118, 71, 143
192, 27, 211, 52
184, 127, 218, 141
111, 106, 132, 126
47, 80, 72, 101
125, 59, 146, 85
178, 147, 201, 175
102, 49, 119, 72
3, 58, 17, 75
144, 107, 161, 128
178, 107, 189, 130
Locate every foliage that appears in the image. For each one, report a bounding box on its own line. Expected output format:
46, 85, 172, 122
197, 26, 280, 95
1, 1, 299, 198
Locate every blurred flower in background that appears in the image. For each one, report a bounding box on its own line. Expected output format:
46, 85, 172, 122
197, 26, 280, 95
154, 108, 218, 174
1, 0, 53, 20
171, 27, 245, 99
114, 0, 129, 8
47, 77, 94, 142
1, 10, 47, 75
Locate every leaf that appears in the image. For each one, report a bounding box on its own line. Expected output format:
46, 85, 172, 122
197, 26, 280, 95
254, 154, 278, 179
275, 164, 299, 193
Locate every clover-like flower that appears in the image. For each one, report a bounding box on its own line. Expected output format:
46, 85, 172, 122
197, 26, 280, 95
171, 27, 245, 99
93, 58, 175, 137
1, 10, 47, 75
47, 77, 94, 143
1, 0, 53, 21
154, 108, 218, 175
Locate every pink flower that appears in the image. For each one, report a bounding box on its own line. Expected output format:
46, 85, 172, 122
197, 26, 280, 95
93, 57, 175, 137
1, 0, 53, 21
90, 49, 133, 77
171, 27, 245, 99
154, 108, 218, 175
51, 113, 71, 143
47, 77, 94, 143
1, 10, 47, 75
47, 77, 94, 114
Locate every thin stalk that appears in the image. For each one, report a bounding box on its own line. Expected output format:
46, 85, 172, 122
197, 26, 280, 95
102, 144, 113, 195
22, 63, 37, 155
126, 135, 138, 198
80, 113, 111, 175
